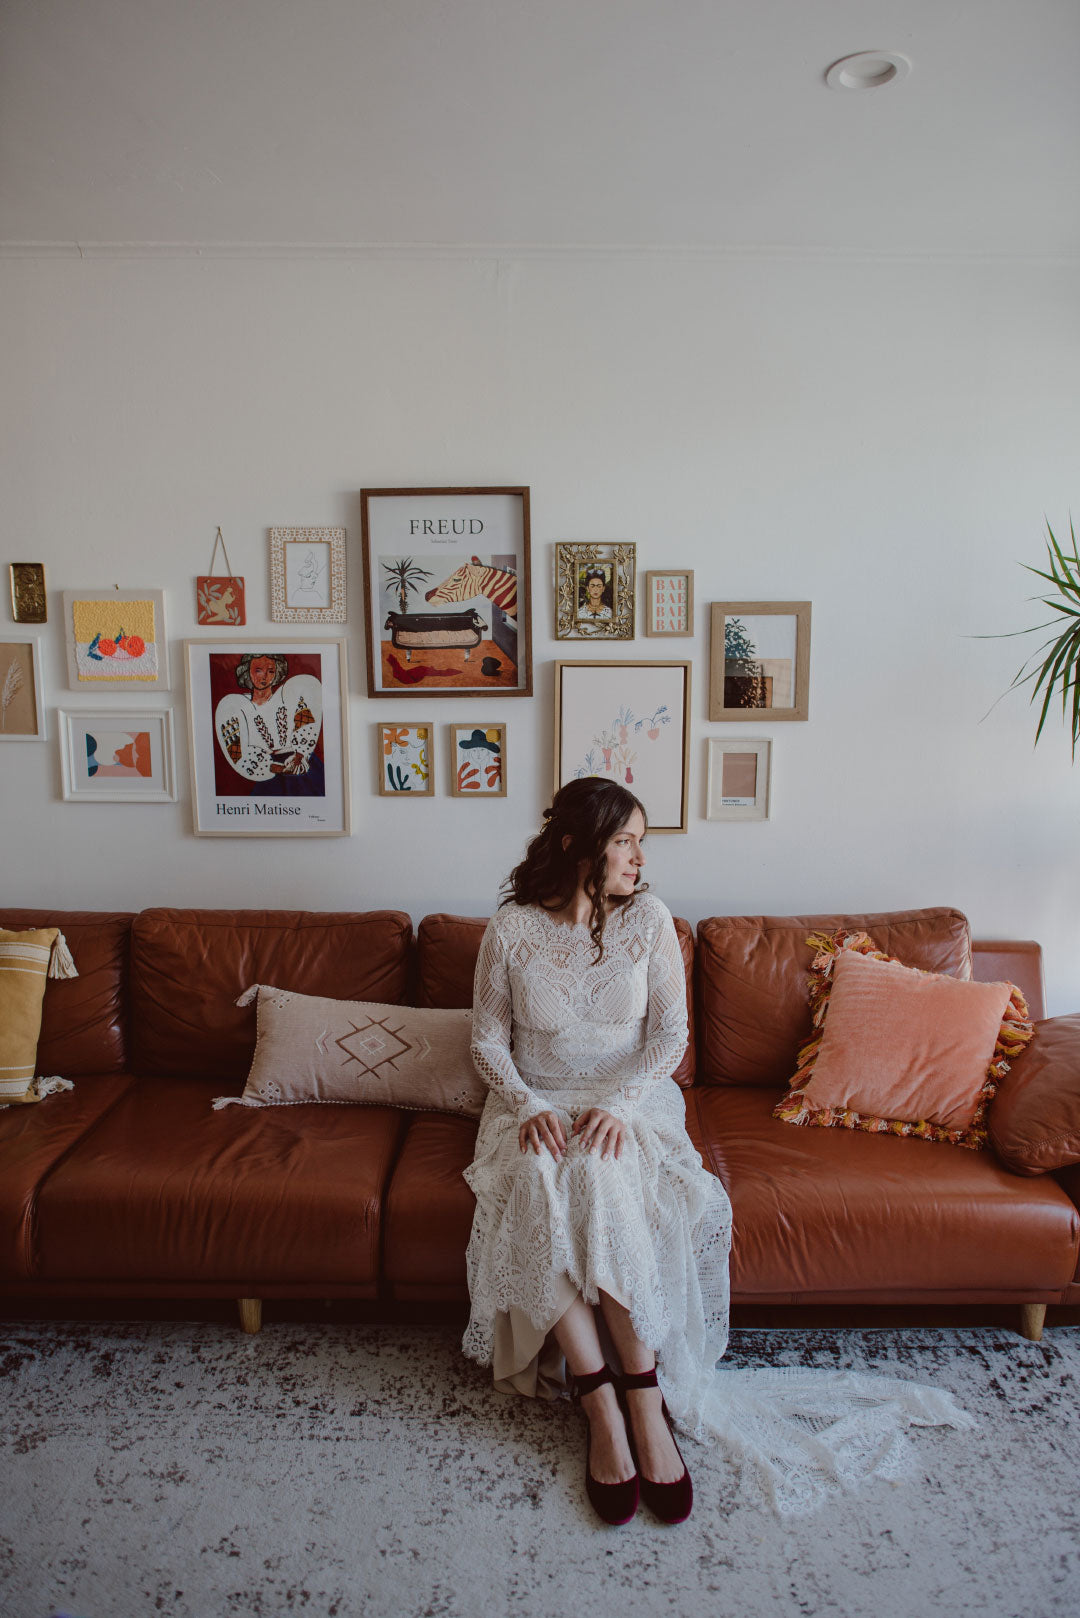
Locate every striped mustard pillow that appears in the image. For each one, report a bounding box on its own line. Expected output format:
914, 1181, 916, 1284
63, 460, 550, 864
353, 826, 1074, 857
0, 927, 78, 1104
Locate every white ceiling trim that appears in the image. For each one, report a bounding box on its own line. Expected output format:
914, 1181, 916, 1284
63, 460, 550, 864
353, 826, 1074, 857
3, 240, 1079, 267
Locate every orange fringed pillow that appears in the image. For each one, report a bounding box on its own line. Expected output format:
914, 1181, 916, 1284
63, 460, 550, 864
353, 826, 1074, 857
773, 930, 1035, 1150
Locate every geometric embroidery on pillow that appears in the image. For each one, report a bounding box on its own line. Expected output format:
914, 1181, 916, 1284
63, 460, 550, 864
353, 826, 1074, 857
335, 1015, 422, 1075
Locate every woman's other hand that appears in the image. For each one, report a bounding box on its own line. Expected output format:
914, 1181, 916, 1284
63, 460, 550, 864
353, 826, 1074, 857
572, 1108, 626, 1161
519, 1110, 567, 1160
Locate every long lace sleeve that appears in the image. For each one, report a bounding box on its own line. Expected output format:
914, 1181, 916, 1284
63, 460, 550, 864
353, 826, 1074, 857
595, 907, 689, 1123
471, 915, 544, 1122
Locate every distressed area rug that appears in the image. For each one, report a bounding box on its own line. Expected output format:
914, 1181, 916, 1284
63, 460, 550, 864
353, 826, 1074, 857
2, 1321, 1078, 1618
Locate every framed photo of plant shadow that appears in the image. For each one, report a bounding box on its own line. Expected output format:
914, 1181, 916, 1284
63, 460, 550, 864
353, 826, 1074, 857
554, 660, 691, 833
361, 488, 532, 697
708, 602, 811, 721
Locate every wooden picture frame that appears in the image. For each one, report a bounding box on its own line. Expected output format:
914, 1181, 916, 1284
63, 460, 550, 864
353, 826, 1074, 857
62, 589, 170, 691
706, 737, 771, 821
644, 570, 694, 637
361, 487, 532, 697
555, 542, 636, 640
59, 709, 177, 803
708, 601, 811, 721
270, 526, 347, 623
0, 636, 47, 740
449, 723, 506, 797
378, 721, 435, 796
185, 638, 351, 836
554, 660, 691, 833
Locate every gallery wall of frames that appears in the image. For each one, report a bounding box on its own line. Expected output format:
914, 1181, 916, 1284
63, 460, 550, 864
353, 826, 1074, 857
6, 495, 809, 841
3, 249, 1074, 1015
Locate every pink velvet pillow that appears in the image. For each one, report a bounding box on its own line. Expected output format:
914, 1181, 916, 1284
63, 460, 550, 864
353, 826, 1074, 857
774, 931, 1034, 1149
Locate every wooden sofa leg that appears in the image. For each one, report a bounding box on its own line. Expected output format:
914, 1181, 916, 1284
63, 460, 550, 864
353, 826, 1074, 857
1019, 1303, 1046, 1342
238, 1297, 262, 1334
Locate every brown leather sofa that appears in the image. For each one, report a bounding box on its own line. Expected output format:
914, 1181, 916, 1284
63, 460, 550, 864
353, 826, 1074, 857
2, 902, 1077, 1343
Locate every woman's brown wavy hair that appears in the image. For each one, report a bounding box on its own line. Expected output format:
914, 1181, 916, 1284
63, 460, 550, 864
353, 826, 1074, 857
501, 778, 648, 960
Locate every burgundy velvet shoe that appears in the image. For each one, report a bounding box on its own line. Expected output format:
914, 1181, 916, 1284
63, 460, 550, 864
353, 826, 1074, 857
571, 1364, 640, 1526
618, 1367, 693, 1524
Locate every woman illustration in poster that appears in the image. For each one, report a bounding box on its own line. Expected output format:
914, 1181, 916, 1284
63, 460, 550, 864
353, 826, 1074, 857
215, 652, 325, 796
577, 568, 613, 623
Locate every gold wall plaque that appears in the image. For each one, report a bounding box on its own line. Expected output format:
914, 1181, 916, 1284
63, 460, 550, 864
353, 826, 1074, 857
10, 563, 47, 624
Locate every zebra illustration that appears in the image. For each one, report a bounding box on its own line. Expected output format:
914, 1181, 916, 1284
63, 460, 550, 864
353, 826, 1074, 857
425, 557, 517, 623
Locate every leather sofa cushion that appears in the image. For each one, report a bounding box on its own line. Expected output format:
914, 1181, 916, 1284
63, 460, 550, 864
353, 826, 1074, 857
696, 907, 972, 1088
416, 911, 697, 1087
0, 1073, 134, 1280
383, 1111, 479, 1296
688, 1086, 1079, 1297
990, 1014, 1080, 1175
130, 908, 412, 1080
0, 910, 132, 1076
34, 1076, 402, 1288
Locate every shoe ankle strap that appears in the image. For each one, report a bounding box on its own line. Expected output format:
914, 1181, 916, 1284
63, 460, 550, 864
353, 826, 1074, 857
618, 1367, 659, 1391
571, 1364, 613, 1399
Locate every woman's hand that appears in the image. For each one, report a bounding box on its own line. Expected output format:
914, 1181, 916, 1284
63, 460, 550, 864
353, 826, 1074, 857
519, 1110, 567, 1160
572, 1108, 626, 1161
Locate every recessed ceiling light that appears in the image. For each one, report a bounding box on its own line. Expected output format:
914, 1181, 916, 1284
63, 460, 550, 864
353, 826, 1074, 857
825, 51, 912, 91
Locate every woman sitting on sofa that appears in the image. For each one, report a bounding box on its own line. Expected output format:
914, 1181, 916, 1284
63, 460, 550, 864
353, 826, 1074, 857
463, 777, 973, 1523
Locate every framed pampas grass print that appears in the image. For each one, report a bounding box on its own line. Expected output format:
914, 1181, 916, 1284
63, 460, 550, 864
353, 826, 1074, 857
0, 638, 46, 741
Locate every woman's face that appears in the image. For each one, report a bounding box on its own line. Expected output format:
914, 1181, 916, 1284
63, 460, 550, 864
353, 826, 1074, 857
585, 575, 605, 607
249, 655, 278, 691
601, 809, 646, 896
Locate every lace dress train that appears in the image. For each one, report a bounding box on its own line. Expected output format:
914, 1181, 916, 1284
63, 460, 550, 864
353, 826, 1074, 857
462, 896, 974, 1514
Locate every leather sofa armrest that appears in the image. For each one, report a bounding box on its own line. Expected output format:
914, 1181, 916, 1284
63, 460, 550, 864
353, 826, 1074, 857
990, 1013, 1080, 1175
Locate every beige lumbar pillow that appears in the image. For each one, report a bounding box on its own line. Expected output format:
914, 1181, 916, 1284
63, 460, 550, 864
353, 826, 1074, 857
0, 926, 78, 1106
212, 984, 485, 1119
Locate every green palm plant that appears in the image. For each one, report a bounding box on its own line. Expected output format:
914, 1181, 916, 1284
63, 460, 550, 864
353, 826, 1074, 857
382, 557, 433, 616
1003, 517, 1080, 756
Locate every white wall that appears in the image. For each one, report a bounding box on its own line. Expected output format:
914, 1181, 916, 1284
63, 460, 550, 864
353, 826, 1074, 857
2, 248, 1078, 1013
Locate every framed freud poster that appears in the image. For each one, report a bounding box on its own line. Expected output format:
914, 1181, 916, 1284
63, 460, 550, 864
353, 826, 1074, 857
361, 487, 532, 697
185, 638, 350, 836
554, 660, 691, 833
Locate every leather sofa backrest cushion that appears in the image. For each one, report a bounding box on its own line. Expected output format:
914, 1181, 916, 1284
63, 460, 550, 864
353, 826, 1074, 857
0, 909, 132, 1076
696, 907, 973, 1089
130, 908, 413, 1080
416, 911, 697, 1087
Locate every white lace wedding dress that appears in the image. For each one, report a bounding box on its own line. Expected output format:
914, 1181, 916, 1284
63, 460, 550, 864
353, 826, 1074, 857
462, 893, 974, 1515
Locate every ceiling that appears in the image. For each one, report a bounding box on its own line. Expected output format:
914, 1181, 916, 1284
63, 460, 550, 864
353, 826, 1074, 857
2, 0, 1078, 254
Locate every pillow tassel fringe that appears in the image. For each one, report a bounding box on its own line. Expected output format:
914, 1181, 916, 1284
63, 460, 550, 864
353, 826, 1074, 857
236, 985, 260, 1007
47, 932, 78, 980
0, 1075, 74, 1109
211, 1094, 263, 1110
